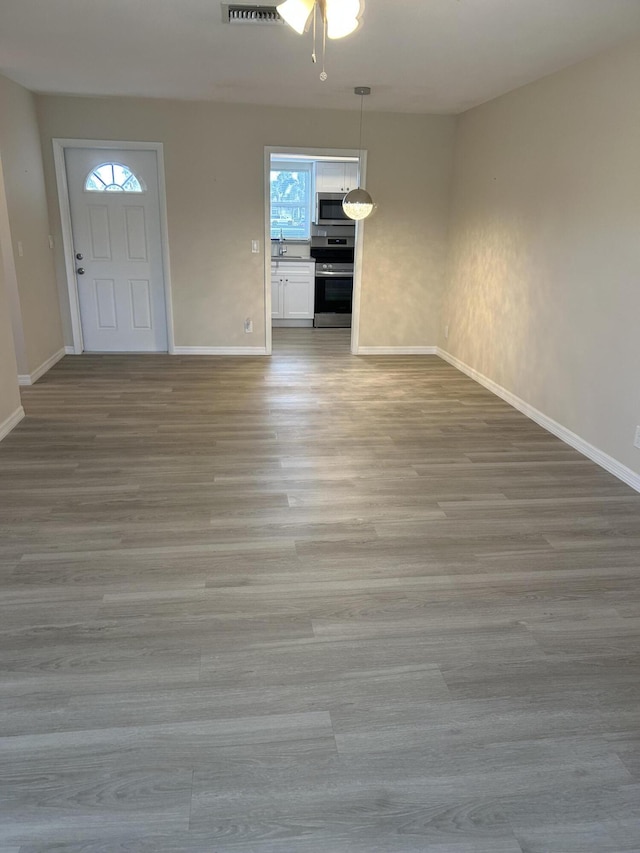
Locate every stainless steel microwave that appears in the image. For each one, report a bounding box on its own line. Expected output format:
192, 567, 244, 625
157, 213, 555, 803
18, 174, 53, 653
314, 192, 352, 226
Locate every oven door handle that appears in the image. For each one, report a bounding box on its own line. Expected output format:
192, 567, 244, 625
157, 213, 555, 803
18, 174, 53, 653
315, 271, 353, 277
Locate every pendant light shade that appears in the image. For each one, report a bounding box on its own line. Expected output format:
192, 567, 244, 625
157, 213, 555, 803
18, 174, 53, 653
343, 187, 374, 221
276, 0, 315, 34
325, 0, 361, 39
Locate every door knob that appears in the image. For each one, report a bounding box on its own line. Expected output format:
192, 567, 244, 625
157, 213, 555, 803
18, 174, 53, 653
75, 253, 83, 260
76, 267, 85, 275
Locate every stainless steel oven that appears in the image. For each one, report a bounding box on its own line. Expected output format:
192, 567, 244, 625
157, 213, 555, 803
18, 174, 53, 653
311, 236, 354, 328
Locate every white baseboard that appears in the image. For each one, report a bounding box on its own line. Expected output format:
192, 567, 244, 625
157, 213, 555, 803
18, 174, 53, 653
173, 346, 268, 356
18, 347, 66, 386
437, 347, 640, 494
0, 406, 25, 441
65, 345, 75, 355
356, 346, 438, 355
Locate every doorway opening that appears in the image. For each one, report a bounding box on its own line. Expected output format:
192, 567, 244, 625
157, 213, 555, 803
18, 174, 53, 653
263, 146, 367, 356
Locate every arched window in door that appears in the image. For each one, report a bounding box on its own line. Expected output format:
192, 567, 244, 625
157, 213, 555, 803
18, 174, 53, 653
84, 163, 144, 193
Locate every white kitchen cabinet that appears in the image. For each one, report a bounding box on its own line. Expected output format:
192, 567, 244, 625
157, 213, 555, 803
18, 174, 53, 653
283, 272, 315, 318
315, 161, 359, 193
271, 261, 315, 320
271, 271, 284, 319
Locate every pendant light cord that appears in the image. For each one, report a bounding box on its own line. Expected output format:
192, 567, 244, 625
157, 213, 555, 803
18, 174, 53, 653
358, 92, 364, 163
352, 87, 371, 190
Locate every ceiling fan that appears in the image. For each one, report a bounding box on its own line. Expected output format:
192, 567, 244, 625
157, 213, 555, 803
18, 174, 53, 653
277, 0, 363, 39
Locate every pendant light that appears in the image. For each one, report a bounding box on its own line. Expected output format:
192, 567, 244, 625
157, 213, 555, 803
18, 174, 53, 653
343, 86, 375, 221
276, 0, 363, 80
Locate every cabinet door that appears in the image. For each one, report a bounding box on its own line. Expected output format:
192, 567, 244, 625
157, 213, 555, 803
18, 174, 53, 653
283, 273, 314, 319
271, 275, 284, 319
316, 162, 347, 193
344, 162, 359, 192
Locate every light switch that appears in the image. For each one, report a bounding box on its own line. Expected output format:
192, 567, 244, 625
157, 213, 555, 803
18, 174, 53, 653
251, 240, 260, 254
17, 241, 23, 257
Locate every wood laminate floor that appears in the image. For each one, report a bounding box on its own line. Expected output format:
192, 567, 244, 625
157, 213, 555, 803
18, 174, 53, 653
2, 328, 640, 852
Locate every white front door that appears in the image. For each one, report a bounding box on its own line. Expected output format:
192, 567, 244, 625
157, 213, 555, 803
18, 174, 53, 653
65, 147, 168, 352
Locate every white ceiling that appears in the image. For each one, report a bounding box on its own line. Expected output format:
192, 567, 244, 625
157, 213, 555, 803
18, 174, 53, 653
2, 0, 640, 114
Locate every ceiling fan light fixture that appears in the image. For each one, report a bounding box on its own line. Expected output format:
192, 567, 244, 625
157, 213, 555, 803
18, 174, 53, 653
276, 0, 315, 34
325, 0, 361, 39
277, 0, 364, 78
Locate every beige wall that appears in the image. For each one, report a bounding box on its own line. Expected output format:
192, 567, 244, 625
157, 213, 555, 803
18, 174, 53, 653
36, 96, 455, 350
443, 37, 640, 475
0, 74, 63, 376
358, 111, 454, 346
0, 152, 27, 374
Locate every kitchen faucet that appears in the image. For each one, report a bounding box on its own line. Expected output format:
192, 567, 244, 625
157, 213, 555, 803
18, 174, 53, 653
278, 229, 287, 256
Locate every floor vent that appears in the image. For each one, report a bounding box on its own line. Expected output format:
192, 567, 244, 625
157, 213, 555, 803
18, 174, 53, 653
221, 4, 283, 24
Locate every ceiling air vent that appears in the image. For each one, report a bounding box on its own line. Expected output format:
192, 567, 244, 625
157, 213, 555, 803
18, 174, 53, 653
221, 4, 283, 24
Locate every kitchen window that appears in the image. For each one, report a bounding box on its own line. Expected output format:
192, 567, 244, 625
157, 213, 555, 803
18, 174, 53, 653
270, 161, 312, 241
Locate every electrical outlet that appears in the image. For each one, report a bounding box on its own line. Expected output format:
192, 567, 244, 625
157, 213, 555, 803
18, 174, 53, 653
48, 235, 55, 249
251, 240, 259, 254
17, 240, 23, 257
444, 324, 449, 340
244, 318, 253, 334
634, 425, 640, 449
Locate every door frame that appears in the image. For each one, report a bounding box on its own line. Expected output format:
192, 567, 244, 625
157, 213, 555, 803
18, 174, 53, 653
264, 146, 367, 355
52, 139, 175, 354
